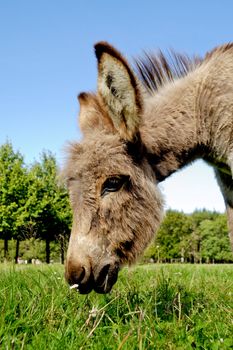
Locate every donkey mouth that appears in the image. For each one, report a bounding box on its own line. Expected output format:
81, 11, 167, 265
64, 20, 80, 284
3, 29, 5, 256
68, 263, 120, 294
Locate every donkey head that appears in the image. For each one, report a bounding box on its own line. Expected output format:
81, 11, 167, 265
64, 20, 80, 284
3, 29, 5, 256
64, 42, 163, 294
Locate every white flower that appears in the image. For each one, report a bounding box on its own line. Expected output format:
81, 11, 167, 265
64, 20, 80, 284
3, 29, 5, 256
70, 284, 79, 290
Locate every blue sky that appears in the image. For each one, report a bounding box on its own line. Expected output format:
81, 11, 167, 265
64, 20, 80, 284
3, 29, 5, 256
1, 0, 233, 213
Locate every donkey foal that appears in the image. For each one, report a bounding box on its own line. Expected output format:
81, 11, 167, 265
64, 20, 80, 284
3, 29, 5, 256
64, 42, 233, 294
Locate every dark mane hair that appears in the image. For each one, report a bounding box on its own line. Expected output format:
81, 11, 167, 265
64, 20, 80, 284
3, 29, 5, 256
134, 50, 202, 94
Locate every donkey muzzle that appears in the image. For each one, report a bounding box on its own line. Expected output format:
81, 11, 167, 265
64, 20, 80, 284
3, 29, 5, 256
65, 259, 120, 294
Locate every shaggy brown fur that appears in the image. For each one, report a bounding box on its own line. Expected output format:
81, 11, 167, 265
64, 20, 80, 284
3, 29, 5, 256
64, 41, 233, 294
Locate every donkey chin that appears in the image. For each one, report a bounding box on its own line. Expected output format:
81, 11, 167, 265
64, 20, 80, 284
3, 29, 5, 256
65, 255, 121, 294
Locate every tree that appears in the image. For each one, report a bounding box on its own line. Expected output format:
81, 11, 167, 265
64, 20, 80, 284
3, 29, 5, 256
144, 209, 232, 264
184, 210, 218, 263
200, 215, 233, 263
154, 210, 192, 262
0, 141, 28, 261
53, 184, 72, 263
26, 151, 71, 263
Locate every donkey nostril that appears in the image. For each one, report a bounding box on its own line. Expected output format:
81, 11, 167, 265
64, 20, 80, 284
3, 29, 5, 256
95, 264, 110, 286
66, 264, 86, 285
73, 266, 85, 284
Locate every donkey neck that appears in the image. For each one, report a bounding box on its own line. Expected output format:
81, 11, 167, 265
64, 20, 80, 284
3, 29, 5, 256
140, 73, 205, 182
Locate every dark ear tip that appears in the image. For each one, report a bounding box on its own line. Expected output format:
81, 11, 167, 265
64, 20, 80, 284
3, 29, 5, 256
77, 92, 88, 103
94, 41, 125, 64
94, 41, 111, 61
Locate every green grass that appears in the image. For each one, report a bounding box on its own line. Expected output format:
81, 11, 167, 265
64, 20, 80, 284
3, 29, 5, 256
0, 263, 232, 349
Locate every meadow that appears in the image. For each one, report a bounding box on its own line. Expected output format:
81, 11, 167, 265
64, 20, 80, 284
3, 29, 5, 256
0, 263, 232, 350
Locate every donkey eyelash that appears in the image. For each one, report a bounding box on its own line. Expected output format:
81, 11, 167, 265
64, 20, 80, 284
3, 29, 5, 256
101, 175, 130, 197
67, 177, 76, 182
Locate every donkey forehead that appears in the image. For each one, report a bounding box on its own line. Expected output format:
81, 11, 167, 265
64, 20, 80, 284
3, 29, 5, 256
67, 133, 133, 178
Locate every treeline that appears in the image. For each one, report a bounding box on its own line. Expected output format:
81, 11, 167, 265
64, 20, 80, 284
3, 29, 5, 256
144, 210, 233, 263
0, 141, 72, 263
0, 142, 232, 264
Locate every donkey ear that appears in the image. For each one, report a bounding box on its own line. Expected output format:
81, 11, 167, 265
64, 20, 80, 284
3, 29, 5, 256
78, 92, 114, 135
95, 41, 143, 141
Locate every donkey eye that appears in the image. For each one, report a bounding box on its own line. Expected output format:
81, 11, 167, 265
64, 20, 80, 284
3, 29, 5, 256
101, 176, 129, 197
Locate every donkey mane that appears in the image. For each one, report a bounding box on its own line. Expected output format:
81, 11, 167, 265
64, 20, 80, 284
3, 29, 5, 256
135, 50, 202, 94
135, 43, 233, 94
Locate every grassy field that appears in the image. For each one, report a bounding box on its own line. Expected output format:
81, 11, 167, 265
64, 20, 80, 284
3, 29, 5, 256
0, 263, 232, 350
